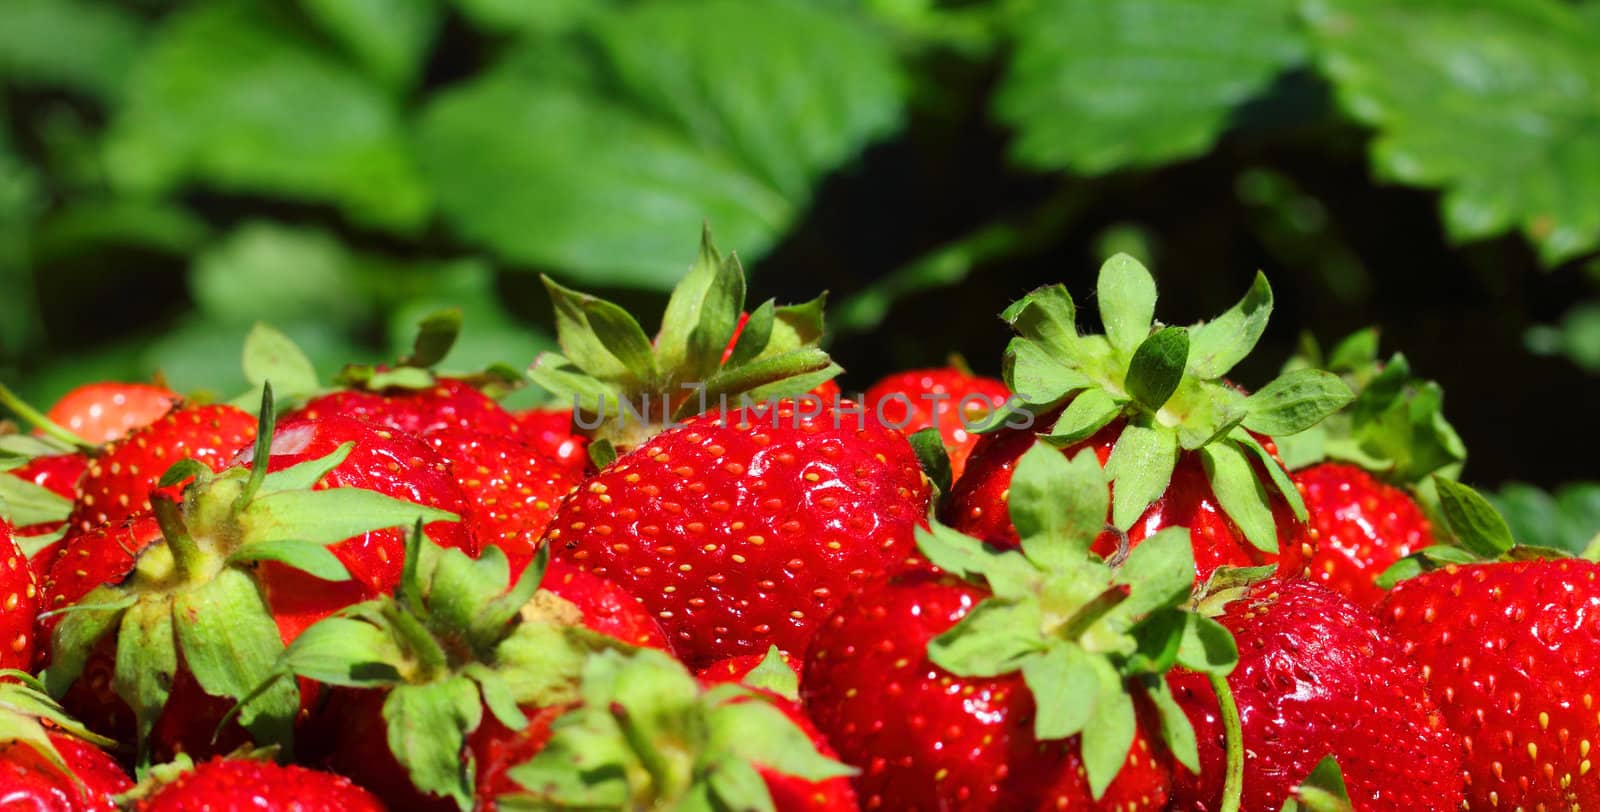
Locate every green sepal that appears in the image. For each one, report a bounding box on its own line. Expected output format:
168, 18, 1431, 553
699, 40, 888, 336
927, 599, 1045, 678
1096, 253, 1157, 354
384, 677, 484, 812
1104, 422, 1178, 531
1176, 614, 1239, 675
1143, 675, 1201, 774
1020, 643, 1098, 740
706, 695, 855, 783
1373, 545, 1481, 589
111, 598, 177, 765
0, 474, 71, 527
1232, 430, 1308, 522
255, 442, 354, 494
1111, 527, 1194, 619
13, 527, 65, 561
1041, 389, 1122, 446
740, 646, 799, 702
240, 488, 457, 546
725, 299, 775, 369
464, 662, 528, 731
267, 615, 407, 687
908, 428, 953, 497
1003, 337, 1091, 410
228, 539, 351, 582
1124, 327, 1189, 413
1200, 440, 1279, 553
0, 676, 114, 799
156, 458, 213, 491
1003, 284, 1078, 353
913, 523, 1037, 597
527, 353, 624, 415
361, 367, 435, 391
475, 545, 549, 650
706, 758, 775, 812
174, 568, 298, 750
587, 438, 618, 470
43, 588, 135, 698
683, 256, 746, 381
1280, 756, 1354, 812
1242, 369, 1353, 437
1187, 272, 1272, 379
1012, 445, 1106, 569
0, 433, 74, 463
399, 309, 463, 370
1080, 654, 1136, 799
426, 542, 514, 646
1432, 477, 1515, 558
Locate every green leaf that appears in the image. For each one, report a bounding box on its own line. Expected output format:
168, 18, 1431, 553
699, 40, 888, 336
686, 258, 748, 380
1004, 339, 1092, 408
1104, 423, 1179, 531
299, 0, 439, 90
1112, 527, 1195, 619
1433, 477, 1515, 558
241, 487, 457, 546
996, 0, 1307, 174
0, 473, 71, 527
240, 323, 320, 403
256, 443, 354, 495
1096, 254, 1158, 354
540, 277, 637, 386
707, 758, 776, 812
0, 0, 144, 100
1080, 655, 1136, 799
104, 3, 428, 230
1307, 0, 1600, 264
582, 299, 660, 386
1005, 284, 1079, 352
398, 310, 462, 371
1200, 441, 1279, 553
112, 598, 177, 754
416, 0, 901, 287
464, 663, 528, 731
42, 589, 132, 698
708, 698, 856, 782
1021, 643, 1099, 740
276, 615, 405, 686
384, 678, 483, 811
428, 545, 513, 640
927, 599, 1045, 678
1281, 756, 1354, 812
908, 428, 953, 496
229, 540, 352, 582
1013, 446, 1108, 570
1043, 389, 1123, 446
1491, 482, 1600, 556
740, 647, 799, 702
1242, 369, 1353, 436
1232, 430, 1308, 522
1125, 327, 1190, 412
1373, 545, 1481, 589
913, 523, 1038, 597
174, 568, 299, 747
1188, 273, 1274, 379
655, 228, 732, 371
1145, 676, 1201, 774
1176, 614, 1239, 675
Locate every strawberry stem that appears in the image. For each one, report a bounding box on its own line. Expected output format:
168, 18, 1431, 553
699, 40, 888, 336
0, 381, 92, 452
1208, 672, 1244, 812
151, 494, 202, 582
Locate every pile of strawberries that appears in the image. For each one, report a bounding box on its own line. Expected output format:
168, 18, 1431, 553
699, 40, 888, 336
1, 230, 1595, 811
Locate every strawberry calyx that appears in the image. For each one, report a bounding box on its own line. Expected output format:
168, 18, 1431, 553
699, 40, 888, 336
528, 226, 840, 451
991, 254, 1353, 553
498, 647, 855, 810
1376, 476, 1596, 587
915, 438, 1240, 799
40, 386, 460, 764
0, 670, 119, 797
1281, 756, 1355, 812
1277, 328, 1466, 484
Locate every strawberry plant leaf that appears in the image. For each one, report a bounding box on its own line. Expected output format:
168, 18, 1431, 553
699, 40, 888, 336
1081, 655, 1137, 799
1144, 675, 1201, 774
927, 599, 1045, 678
1201, 440, 1280, 553
1242, 369, 1353, 436
417, 0, 902, 288
1491, 482, 1600, 556
1188, 273, 1274, 379
111, 598, 177, 755
1012, 445, 1107, 567
1020, 643, 1098, 740
1104, 422, 1179, 531
1176, 614, 1239, 675
708, 699, 856, 782
1096, 254, 1158, 355
995, 0, 1307, 175
0, 472, 71, 527
1125, 327, 1190, 412
1043, 388, 1122, 446
1306, 0, 1600, 264
741, 646, 799, 702
298, 0, 439, 91
104, 3, 428, 230
1433, 477, 1516, 558
228, 540, 352, 583
1112, 527, 1196, 619
174, 568, 299, 748
383, 677, 483, 811
240, 323, 320, 404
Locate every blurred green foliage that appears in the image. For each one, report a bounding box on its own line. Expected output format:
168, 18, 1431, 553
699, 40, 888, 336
3, 0, 1600, 498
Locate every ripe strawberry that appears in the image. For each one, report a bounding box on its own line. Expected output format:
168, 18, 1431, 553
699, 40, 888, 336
942, 256, 1345, 582
422, 430, 577, 579
45, 383, 179, 445
130, 757, 385, 811
864, 366, 1009, 481
292, 377, 519, 440
8, 452, 86, 503
510, 408, 588, 472
0, 676, 132, 812
1380, 558, 1600, 810
805, 443, 1236, 810
1167, 578, 1463, 810
536, 558, 669, 650
68, 403, 257, 534
1295, 462, 1433, 608
41, 395, 469, 763
546, 401, 930, 666
0, 521, 39, 670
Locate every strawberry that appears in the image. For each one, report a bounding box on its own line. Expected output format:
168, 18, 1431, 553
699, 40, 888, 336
537, 558, 669, 650
805, 442, 1238, 809
129, 756, 386, 811
864, 365, 1009, 481
292, 377, 519, 441
510, 408, 588, 472
1381, 558, 1600, 810
546, 401, 930, 666
0, 675, 131, 812
8, 452, 87, 504
1276, 330, 1466, 608
40, 391, 468, 764
422, 429, 577, 579
0, 521, 39, 670
942, 255, 1347, 582
68, 403, 257, 534
45, 383, 179, 445
1167, 578, 1463, 810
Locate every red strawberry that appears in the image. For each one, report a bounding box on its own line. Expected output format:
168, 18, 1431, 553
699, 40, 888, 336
292, 377, 519, 440
131, 757, 386, 812
1380, 558, 1600, 810
1295, 462, 1433, 608
423, 430, 577, 578
537, 558, 669, 650
1167, 578, 1463, 810
546, 400, 930, 666
8, 452, 87, 503
510, 408, 588, 472
69, 403, 257, 534
45, 383, 179, 445
864, 366, 1009, 480
0, 521, 39, 670
0, 678, 132, 812
803, 574, 1171, 811
940, 257, 1345, 583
